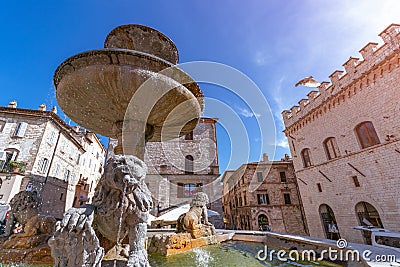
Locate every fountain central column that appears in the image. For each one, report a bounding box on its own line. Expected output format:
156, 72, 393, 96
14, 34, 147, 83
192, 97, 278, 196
112, 120, 153, 157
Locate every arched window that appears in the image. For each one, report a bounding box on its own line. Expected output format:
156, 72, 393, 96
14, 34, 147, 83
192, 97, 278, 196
323, 137, 340, 160
301, 148, 312, 167
355, 121, 380, 149
5, 148, 19, 163
258, 214, 270, 231
185, 131, 193, 140
355, 202, 383, 244
319, 204, 340, 240
185, 155, 194, 174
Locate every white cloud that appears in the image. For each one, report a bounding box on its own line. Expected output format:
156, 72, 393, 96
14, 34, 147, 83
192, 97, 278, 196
276, 137, 289, 148
254, 50, 268, 66
236, 106, 261, 118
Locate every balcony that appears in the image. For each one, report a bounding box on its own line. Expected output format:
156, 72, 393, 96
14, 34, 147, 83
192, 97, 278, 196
0, 160, 26, 174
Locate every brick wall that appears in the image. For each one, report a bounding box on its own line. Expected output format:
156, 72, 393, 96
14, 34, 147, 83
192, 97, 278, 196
282, 24, 400, 243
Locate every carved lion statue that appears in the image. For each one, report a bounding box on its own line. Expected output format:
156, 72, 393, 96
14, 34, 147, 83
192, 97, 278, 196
176, 192, 215, 239
1, 191, 56, 249
49, 155, 152, 267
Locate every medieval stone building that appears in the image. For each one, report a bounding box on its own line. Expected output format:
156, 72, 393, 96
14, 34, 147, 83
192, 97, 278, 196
0, 101, 105, 219
107, 118, 222, 216
282, 24, 400, 244
222, 155, 307, 235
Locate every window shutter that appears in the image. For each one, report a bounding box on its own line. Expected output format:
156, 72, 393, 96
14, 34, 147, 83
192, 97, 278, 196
177, 183, 184, 198
14, 122, 28, 137
38, 158, 44, 172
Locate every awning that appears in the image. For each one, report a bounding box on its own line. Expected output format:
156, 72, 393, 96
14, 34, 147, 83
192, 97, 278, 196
150, 204, 220, 227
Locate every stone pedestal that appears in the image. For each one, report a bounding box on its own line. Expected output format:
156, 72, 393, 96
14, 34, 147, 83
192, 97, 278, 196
148, 232, 219, 256
0, 238, 53, 265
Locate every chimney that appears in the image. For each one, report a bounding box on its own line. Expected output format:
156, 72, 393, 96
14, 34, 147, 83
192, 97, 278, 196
51, 106, 58, 114
38, 103, 46, 111
262, 153, 269, 162
8, 100, 17, 108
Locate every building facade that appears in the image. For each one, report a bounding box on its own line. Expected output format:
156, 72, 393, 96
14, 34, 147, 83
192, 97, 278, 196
282, 24, 400, 243
222, 155, 307, 235
0, 101, 105, 219
107, 118, 222, 216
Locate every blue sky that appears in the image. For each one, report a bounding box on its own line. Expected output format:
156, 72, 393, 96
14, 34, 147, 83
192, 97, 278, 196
1, 0, 399, 173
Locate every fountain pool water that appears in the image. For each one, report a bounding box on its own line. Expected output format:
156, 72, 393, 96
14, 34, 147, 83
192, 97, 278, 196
0, 241, 344, 267
148, 241, 344, 267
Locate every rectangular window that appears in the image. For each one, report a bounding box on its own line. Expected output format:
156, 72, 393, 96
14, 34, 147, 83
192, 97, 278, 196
257, 172, 263, 182
64, 169, 70, 182
60, 139, 66, 152
0, 120, 6, 132
54, 164, 60, 177
38, 158, 49, 173
280, 171, 287, 182
13, 122, 28, 137
69, 148, 76, 159
49, 131, 56, 143
185, 131, 194, 140
183, 184, 196, 197
317, 183, 322, 192
60, 193, 64, 201
352, 176, 360, 187
283, 193, 291, 205
257, 193, 270, 205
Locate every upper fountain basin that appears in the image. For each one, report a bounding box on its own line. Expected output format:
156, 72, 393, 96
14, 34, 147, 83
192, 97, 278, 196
54, 48, 204, 141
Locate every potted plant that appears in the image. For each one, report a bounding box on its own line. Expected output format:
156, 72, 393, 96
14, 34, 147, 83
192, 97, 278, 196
8, 160, 26, 174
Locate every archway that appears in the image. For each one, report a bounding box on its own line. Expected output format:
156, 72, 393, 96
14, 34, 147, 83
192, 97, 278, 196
355, 202, 383, 244
258, 214, 270, 231
319, 204, 340, 240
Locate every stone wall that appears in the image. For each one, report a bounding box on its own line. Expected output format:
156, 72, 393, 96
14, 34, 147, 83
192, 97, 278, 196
222, 160, 307, 235
282, 24, 400, 243
0, 105, 105, 219
107, 118, 222, 214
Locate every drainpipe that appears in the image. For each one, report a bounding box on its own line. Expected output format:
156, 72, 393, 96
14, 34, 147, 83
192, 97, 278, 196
45, 131, 62, 183
294, 170, 309, 235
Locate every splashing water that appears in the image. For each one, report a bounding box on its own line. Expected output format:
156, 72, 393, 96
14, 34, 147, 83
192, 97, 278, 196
193, 248, 214, 267
114, 181, 128, 267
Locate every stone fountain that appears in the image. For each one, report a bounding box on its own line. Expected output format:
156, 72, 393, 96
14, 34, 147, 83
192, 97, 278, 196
148, 192, 219, 256
48, 24, 204, 267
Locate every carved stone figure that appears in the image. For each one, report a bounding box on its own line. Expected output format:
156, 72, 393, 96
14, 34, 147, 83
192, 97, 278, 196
148, 192, 218, 256
176, 192, 216, 239
48, 155, 152, 267
1, 190, 56, 250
